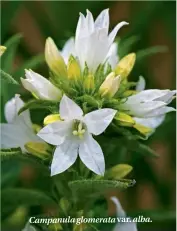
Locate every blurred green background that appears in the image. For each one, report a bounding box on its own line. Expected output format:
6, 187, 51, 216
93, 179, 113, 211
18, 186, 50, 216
1, 1, 176, 231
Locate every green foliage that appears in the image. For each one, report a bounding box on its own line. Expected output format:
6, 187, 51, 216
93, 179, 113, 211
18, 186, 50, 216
1, 188, 57, 219
18, 99, 59, 115
68, 179, 135, 198
13, 54, 45, 80
0, 69, 19, 85
136, 46, 168, 62
1, 34, 22, 73
0, 147, 22, 157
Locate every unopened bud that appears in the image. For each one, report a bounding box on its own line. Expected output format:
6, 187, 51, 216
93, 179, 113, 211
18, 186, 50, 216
25, 142, 51, 160
0, 46, 6, 56
44, 114, 61, 125
99, 72, 121, 98
67, 55, 81, 80
114, 53, 136, 79
114, 112, 135, 127
83, 74, 94, 92
45, 37, 67, 78
133, 123, 153, 136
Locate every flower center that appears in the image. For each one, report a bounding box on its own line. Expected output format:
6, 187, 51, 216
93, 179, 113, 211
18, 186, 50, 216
72, 120, 86, 139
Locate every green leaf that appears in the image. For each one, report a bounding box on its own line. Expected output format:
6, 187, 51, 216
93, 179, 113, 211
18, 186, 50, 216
18, 99, 59, 115
125, 139, 159, 157
1, 33, 22, 72
136, 46, 168, 62
68, 179, 135, 198
0, 147, 22, 157
119, 35, 140, 58
13, 54, 45, 80
1, 188, 57, 209
1, 150, 50, 176
0, 69, 19, 85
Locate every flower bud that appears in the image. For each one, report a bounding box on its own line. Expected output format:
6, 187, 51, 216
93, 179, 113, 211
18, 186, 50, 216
133, 123, 153, 136
122, 90, 137, 98
44, 114, 61, 125
25, 142, 51, 160
114, 112, 135, 127
67, 55, 81, 80
83, 74, 94, 92
105, 164, 133, 180
32, 124, 42, 133
99, 72, 121, 98
0, 46, 6, 56
21, 69, 62, 100
45, 37, 67, 78
114, 53, 136, 79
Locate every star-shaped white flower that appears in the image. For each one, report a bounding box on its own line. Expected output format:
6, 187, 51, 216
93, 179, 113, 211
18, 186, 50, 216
37, 95, 116, 176
111, 197, 138, 231
0, 95, 42, 151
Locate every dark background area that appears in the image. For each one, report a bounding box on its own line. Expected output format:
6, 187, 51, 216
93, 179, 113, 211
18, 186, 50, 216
1, 1, 176, 231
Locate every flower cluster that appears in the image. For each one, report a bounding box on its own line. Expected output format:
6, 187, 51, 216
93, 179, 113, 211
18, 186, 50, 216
1, 9, 176, 178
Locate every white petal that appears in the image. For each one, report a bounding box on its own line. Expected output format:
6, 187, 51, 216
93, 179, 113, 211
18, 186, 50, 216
126, 89, 171, 104
51, 138, 79, 176
61, 37, 76, 63
95, 9, 109, 33
121, 101, 166, 117
113, 222, 137, 231
22, 70, 61, 100
105, 42, 119, 69
111, 197, 126, 217
0, 124, 40, 151
145, 105, 176, 117
86, 10, 94, 34
84, 108, 117, 135
5, 95, 33, 131
79, 134, 105, 175
75, 30, 110, 72
109, 21, 129, 46
59, 95, 83, 120
22, 222, 36, 231
155, 90, 176, 104
37, 121, 71, 145
76, 13, 87, 40
133, 116, 165, 129
136, 76, 146, 91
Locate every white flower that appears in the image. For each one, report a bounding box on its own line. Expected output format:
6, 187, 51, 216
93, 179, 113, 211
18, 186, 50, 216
75, 9, 128, 72
0, 95, 42, 151
111, 197, 138, 231
22, 222, 36, 231
105, 42, 119, 69
136, 76, 146, 92
120, 82, 176, 130
60, 37, 76, 64
21, 69, 62, 100
128, 76, 176, 130
37, 95, 116, 176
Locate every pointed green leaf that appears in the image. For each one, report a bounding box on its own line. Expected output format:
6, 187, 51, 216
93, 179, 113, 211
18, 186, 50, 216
0, 147, 22, 157
1, 188, 57, 208
0, 69, 19, 85
18, 99, 59, 115
68, 179, 135, 198
136, 46, 168, 62
14, 54, 45, 80
1, 33, 22, 72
